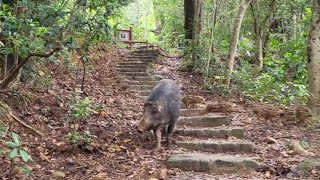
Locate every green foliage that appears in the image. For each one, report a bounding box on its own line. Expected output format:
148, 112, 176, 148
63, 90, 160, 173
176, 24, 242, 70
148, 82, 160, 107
0, 0, 131, 86
4, 132, 31, 163
153, 0, 184, 52
0, 124, 8, 136
70, 93, 92, 121
65, 130, 96, 144
233, 61, 308, 104
18, 166, 33, 177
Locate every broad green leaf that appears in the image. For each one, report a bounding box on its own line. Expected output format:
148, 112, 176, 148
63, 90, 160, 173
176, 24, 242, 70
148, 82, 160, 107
5, 141, 17, 148
19, 149, 30, 162
11, 132, 20, 145
9, 148, 18, 159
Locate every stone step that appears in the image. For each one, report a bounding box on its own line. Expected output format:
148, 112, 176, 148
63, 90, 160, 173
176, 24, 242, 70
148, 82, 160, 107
180, 109, 204, 117
124, 76, 155, 81
167, 153, 259, 173
120, 72, 149, 76
178, 115, 230, 127
118, 62, 148, 66
125, 57, 155, 60
132, 49, 159, 54
175, 127, 245, 139
137, 90, 151, 96
123, 60, 154, 64
126, 56, 157, 59
125, 80, 157, 86
129, 85, 154, 91
116, 64, 148, 68
116, 68, 147, 72
129, 53, 158, 56
176, 140, 254, 154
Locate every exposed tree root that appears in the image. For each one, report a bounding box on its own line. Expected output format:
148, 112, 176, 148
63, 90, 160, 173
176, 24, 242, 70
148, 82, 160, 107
0, 102, 43, 137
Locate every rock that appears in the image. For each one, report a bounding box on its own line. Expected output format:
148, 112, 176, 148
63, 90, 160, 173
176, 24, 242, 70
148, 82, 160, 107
182, 95, 206, 109
288, 140, 312, 156
293, 159, 320, 172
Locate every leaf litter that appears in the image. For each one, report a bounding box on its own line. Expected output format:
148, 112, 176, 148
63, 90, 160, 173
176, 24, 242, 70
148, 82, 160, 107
0, 44, 318, 179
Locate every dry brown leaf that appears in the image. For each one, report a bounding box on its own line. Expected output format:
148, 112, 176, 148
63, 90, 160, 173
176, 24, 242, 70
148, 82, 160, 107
158, 168, 167, 180
91, 173, 107, 180
51, 170, 66, 179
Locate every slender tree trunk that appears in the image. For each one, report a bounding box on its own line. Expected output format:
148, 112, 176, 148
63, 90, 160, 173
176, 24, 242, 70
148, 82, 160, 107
184, 0, 196, 40
225, 0, 253, 87
257, 31, 264, 69
0, 56, 7, 80
205, 0, 217, 82
193, 0, 204, 38
307, 0, 320, 123
254, 0, 264, 69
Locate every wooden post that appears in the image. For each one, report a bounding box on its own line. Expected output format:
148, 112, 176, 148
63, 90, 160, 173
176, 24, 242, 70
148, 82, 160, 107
129, 27, 133, 41
146, 40, 149, 50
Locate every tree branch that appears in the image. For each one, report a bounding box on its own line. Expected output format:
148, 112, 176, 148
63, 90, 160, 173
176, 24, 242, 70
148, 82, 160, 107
0, 48, 61, 89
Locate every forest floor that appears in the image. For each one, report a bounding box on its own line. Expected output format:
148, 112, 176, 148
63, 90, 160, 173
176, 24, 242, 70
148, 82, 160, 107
0, 44, 319, 180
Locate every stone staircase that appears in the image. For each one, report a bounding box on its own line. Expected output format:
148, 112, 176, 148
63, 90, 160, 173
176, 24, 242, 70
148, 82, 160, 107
116, 49, 260, 175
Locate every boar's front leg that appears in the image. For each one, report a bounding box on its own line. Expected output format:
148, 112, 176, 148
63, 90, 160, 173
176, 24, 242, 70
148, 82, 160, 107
153, 128, 162, 150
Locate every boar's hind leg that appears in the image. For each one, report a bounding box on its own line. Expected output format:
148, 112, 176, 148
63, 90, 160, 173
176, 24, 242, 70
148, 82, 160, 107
154, 128, 162, 149
166, 122, 176, 144
162, 125, 168, 139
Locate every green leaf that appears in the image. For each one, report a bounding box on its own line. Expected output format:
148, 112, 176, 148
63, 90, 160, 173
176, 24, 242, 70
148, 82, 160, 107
37, 27, 48, 35
5, 141, 18, 148
9, 148, 18, 159
19, 149, 30, 162
11, 132, 20, 146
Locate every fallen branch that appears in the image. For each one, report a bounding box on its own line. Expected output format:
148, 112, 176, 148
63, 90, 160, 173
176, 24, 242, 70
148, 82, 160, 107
8, 112, 43, 137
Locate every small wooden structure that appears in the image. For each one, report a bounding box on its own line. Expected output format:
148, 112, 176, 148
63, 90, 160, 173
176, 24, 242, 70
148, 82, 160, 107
117, 27, 158, 50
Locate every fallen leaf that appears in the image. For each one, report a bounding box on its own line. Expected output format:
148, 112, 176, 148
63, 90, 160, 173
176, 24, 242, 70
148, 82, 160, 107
91, 173, 107, 180
265, 171, 271, 178
158, 168, 167, 180
51, 170, 66, 179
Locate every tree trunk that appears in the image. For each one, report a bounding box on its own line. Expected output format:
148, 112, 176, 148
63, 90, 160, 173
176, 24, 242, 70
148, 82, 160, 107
257, 31, 264, 69
0, 56, 7, 80
193, 0, 204, 39
307, 0, 320, 123
204, 0, 217, 82
184, 0, 196, 40
225, 0, 253, 87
